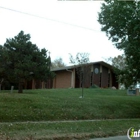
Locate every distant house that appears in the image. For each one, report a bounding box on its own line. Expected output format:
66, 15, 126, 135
51, 61, 118, 89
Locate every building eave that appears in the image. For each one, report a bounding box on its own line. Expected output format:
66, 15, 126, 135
51, 61, 114, 72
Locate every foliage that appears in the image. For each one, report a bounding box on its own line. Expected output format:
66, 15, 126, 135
69, 52, 89, 65
90, 84, 99, 88
0, 31, 52, 93
98, 0, 140, 87
51, 57, 66, 69
105, 54, 129, 87
107, 54, 126, 70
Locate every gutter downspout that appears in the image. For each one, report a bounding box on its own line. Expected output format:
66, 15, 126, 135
66, 69, 74, 88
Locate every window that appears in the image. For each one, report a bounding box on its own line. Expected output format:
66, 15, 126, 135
95, 68, 99, 74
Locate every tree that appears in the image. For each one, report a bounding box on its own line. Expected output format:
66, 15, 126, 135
69, 53, 89, 65
106, 54, 126, 70
51, 58, 66, 69
0, 45, 11, 91
105, 54, 128, 88
1, 31, 52, 93
98, 0, 140, 86
69, 53, 90, 98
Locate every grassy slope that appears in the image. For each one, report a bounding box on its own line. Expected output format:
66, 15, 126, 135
0, 88, 140, 139
0, 88, 140, 122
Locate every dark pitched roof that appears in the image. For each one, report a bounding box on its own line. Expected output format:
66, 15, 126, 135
51, 61, 113, 72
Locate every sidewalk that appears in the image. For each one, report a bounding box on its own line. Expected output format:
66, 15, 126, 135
90, 135, 139, 140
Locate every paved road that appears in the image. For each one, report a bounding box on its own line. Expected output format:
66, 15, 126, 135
90, 135, 140, 140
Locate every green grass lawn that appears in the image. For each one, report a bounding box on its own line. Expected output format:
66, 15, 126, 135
0, 119, 140, 140
0, 88, 140, 122
0, 88, 140, 139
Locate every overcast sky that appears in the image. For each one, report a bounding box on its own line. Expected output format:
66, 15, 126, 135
0, 0, 123, 65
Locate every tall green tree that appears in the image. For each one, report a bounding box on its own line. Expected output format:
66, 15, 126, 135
1, 31, 52, 93
98, 0, 140, 87
0, 45, 6, 91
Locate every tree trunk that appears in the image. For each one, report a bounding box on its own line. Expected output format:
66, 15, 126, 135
82, 83, 84, 98
0, 78, 4, 92
0, 84, 1, 92
81, 76, 84, 98
18, 82, 23, 93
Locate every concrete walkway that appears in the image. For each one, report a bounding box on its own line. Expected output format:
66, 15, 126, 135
90, 135, 140, 140
0, 118, 139, 124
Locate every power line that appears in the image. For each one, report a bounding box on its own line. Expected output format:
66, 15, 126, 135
0, 6, 101, 32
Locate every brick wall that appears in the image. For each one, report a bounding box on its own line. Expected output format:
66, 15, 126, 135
53, 70, 71, 88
